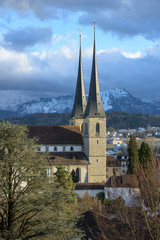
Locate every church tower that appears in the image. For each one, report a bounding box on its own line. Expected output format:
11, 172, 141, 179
83, 22, 106, 183
70, 34, 87, 131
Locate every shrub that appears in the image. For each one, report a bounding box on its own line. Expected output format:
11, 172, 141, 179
97, 192, 105, 201
104, 198, 111, 208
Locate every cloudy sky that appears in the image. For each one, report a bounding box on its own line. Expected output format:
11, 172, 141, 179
0, 0, 160, 105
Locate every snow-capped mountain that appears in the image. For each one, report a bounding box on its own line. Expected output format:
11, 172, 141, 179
17, 95, 74, 115
101, 88, 159, 114
0, 88, 160, 117
142, 97, 160, 111
0, 96, 35, 112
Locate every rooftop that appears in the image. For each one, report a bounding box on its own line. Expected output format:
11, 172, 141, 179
27, 126, 83, 145
47, 152, 88, 165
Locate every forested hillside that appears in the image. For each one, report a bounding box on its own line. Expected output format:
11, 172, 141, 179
2, 111, 160, 130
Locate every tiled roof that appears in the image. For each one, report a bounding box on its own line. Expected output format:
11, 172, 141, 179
106, 156, 121, 167
78, 210, 152, 239
78, 210, 122, 239
105, 174, 139, 188
27, 126, 83, 145
47, 152, 88, 165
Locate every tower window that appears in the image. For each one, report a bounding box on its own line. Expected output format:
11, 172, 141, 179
96, 122, 100, 133
97, 159, 98, 162
97, 140, 99, 144
84, 123, 88, 135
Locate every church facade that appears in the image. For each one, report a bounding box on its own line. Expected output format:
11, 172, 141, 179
28, 26, 106, 183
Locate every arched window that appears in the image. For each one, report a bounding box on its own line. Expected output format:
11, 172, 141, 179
76, 168, 80, 182
96, 122, 100, 133
54, 146, 57, 151
70, 146, 74, 151
81, 123, 83, 133
71, 169, 80, 182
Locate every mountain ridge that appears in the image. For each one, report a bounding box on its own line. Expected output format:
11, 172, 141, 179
0, 88, 160, 118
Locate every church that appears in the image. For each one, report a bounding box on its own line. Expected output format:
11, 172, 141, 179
28, 25, 107, 183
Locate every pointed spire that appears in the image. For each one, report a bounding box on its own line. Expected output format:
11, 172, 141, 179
71, 34, 87, 119
83, 21, 106, 118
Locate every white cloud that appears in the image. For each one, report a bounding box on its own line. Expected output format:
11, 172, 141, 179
60, 45, 74, 59
0, 47, 32, 73
122, 50, 143, 59
83, 47, 92, 58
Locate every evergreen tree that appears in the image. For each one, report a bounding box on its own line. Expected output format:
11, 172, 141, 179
54, 166, 75, 190
0, 122, 80, 240
127, 135, 139, 174
139, 142, 153, 170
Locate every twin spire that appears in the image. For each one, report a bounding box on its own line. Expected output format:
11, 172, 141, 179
71, 23, 106, 119
71, 34, 87, 118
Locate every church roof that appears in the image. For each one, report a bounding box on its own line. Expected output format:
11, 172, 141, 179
47, 152, 88, 165
27, 126, 83, 145
71, 35, 87, 119
83, 25, 106, 118
75, 183, 105, 190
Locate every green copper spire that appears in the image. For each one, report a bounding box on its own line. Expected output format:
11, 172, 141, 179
83, 21, 106, 118
71, 34, 87, 119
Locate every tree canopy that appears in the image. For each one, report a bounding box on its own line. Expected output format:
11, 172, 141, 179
0, 122, 80, 240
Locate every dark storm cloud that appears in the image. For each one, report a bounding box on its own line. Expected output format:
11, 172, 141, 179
1, 0, 160, 39
3, 26, 52, 50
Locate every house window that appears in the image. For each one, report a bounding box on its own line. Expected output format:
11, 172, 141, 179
81, 123, 83, 133
70, 146, 74, 151
84, 123, 88, 135
96, 123, 100, 133
46, 146, 49, 152
54, 146, 57, 151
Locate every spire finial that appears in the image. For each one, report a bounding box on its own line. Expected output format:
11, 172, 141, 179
78, 27, 81, 37
93, 20, 96, 40
94, 20, 96, 29
78, 28, 82, 47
